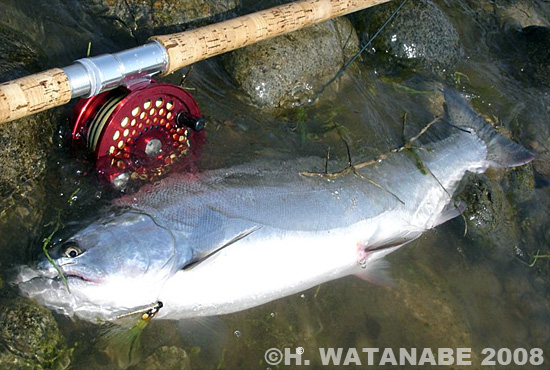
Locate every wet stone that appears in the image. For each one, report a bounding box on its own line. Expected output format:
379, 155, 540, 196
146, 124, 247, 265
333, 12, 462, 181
458, 176, 522, 262
0, 112, 52, 199
224, 17, 359, 109
0, 24, 53, 255
132, 346, 191, 370
461, 178, 503, 232
512, 26, 550, 88
0, 25, 45, 82
0, 182, 46, 265
485, 0, 550, 29
502, 163, 535, 203
0, 298, 71, 370
89, 0, 239, 40
0, 23, 53, 199
353, 0, 462, 74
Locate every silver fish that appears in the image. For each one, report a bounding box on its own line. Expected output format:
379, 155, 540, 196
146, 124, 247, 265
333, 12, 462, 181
15, 90, 533, 322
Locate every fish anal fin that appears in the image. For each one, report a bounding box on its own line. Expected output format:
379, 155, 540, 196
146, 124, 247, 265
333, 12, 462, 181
355, 258, 395, 287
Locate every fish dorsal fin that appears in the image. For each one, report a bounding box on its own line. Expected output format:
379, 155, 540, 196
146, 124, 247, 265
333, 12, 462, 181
183, 226, 261, 271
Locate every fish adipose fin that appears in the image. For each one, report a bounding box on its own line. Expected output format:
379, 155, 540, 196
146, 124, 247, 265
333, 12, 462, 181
444, 89, 534, 168
183, 226, 261, 271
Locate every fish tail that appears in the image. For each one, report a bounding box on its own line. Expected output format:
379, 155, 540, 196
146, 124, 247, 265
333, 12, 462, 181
444, 88, 534, 168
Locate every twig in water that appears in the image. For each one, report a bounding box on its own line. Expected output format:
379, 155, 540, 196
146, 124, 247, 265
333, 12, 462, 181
527, 250, 550, 268
68, 188, 80, 206
179, 66, 194, 89
300, 116, 443, 205
352, 115, 441, 172
456, 200, 468, 237
324, 146, 331, 174
400, 113, 450, 197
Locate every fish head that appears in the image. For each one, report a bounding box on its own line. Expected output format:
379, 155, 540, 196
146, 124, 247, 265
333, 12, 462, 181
15, 211, 181, 321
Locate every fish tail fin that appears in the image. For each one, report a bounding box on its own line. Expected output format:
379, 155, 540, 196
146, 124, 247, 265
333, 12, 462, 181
444, 88, 534, 168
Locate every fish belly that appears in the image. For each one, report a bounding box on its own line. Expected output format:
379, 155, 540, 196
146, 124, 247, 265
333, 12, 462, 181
156, 214, 410, 320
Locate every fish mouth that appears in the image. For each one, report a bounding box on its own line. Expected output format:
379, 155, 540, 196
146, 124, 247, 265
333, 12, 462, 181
64, 272, 99, 284
34, 259, 101, 284
34, 263, 101, 284
58, 266, 101, 284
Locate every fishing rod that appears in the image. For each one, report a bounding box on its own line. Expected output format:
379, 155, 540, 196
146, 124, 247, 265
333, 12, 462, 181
0, 0, 392, 187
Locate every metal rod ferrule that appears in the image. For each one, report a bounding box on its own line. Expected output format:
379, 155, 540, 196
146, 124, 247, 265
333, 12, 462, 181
62, 40, 168, 98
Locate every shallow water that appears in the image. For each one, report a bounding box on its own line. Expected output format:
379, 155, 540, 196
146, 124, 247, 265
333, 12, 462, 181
1, 0, 549, 369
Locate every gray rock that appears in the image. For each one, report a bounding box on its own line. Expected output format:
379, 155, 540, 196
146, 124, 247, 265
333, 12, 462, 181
462, 177, 504, 233
89, 0, 239, 40
354, 0, 462, 74
0, 112, 52, 199
0, 26, 45, 82
503, 163, 535, 203
0, 24, 52, 254
0, 298, 71, 370
0, 24, 53, 198
483, 0, 550, 29
513, 26, 550, 88
132, 346, 191, 370
458, 175, 522, 262
224, 17, 359, 109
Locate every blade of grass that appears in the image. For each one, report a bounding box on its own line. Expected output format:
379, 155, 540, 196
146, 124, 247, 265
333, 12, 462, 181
43, 211, 70, 293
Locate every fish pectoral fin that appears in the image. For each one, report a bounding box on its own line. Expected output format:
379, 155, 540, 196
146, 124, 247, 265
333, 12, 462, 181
354, 258, 395, 287
183, 226, 261, 271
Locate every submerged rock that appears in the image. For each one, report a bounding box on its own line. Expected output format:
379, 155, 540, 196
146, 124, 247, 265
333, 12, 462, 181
0, 26, 45, 83
512, 26, 550, 88
224, 17, 359, 109
89, 0, 239, 40
132, 346, 191, 370
0, 25, 53, 260
0, 24, 53, 198
463, 178, 502, 229
0, 112, 52, 200
354, 0, 462, 74
457, 166, 535, 262
0, 24, 53, 258
485, 0, 550, 29
0, 298, 71, 370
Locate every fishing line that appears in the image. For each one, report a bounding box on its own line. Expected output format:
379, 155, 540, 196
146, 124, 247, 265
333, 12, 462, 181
313, 0, 409, 100
129, 209, 179, 272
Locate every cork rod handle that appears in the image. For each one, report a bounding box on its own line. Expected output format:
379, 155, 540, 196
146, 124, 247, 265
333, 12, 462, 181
152, 0, 391, 74
0, 68, 72, 123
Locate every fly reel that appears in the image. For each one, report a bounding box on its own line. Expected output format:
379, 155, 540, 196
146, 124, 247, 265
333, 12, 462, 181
72, 79, 205, 189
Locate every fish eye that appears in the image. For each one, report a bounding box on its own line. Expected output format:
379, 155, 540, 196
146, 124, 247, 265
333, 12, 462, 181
62, 242, 82, 258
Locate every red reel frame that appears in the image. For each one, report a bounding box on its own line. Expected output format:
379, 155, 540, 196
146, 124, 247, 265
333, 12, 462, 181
72, 79, 205, 188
